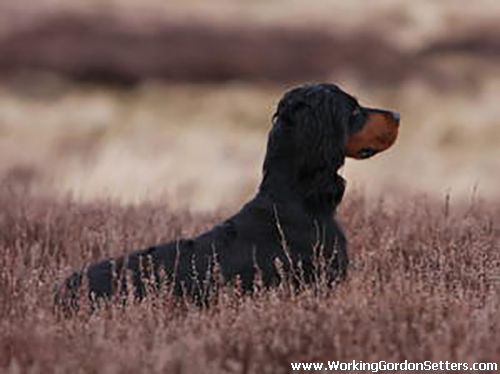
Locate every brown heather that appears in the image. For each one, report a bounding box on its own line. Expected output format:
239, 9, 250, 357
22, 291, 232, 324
0, 185, 498, 373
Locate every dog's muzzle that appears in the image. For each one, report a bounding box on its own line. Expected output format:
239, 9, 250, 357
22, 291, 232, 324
346, 108, 400, 159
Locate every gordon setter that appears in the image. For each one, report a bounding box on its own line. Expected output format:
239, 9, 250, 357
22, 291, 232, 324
59, 83, 399, 307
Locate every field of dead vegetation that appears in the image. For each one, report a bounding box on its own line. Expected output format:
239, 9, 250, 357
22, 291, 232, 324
1, 78, 499, 211
0, 188, 499, 372
0, 0, 499, 209
0, 1, 499, 372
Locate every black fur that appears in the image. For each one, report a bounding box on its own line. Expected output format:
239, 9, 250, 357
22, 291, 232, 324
61, 83, 364, 306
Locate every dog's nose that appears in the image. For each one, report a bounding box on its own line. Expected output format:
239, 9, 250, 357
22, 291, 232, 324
392, 111, 400, 124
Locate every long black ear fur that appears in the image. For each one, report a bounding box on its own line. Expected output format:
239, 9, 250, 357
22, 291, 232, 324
274, 90, 347, 210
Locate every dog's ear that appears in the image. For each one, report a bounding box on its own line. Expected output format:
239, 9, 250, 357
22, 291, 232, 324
274, 91, 347, 170
285, 94, 347, 206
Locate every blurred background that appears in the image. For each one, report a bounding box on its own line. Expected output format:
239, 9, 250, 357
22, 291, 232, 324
0, 0, 498, 211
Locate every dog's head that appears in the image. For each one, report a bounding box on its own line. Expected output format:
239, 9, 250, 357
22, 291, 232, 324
263, 83, 399, 206
274, 83, 400, 163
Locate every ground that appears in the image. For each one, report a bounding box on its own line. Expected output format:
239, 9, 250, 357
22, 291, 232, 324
0, 1, 499, 372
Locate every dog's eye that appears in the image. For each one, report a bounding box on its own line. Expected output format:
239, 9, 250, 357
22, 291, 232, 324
357, 148, 377, 159
351, 107, 361, 117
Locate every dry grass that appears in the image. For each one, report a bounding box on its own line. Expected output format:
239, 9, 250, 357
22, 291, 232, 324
1, 79, 500, 211
0, 185, 499, 373
0, 1, 498, 371
1, 1, 498, 40
0, 0, 499, 210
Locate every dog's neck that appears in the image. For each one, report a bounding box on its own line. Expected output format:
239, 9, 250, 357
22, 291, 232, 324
259, 155, 345, 216
257, 119, 346, 216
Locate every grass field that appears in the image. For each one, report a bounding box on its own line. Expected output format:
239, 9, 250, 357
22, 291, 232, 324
0, 188, 498, 372
1, 1, 499, 372
1, 78, 500, 211
1, 0, 499, 210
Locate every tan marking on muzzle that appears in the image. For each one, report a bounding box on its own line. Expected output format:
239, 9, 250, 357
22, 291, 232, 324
346, 111, 399, 159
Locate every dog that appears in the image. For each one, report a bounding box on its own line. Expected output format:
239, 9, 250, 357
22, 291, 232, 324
58, 83, 399, 308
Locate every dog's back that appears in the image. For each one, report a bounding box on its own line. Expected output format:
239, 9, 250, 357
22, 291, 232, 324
58, 192, 347, 309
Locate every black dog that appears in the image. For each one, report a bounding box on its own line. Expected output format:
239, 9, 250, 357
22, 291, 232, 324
59, 83, 399, 307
